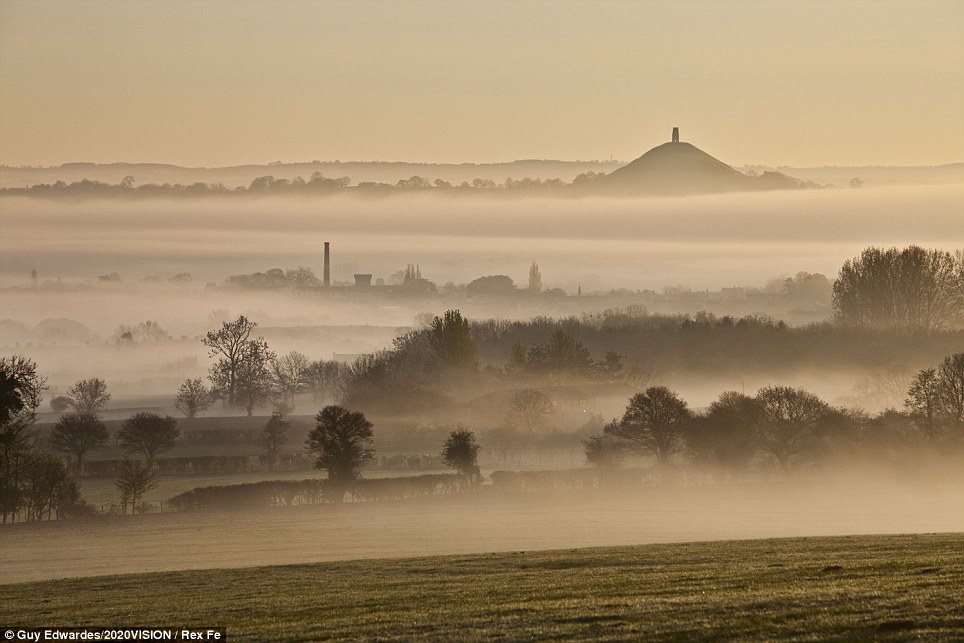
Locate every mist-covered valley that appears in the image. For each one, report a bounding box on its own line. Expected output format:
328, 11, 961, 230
2, 185, 962, 399
2, 184, 964, 586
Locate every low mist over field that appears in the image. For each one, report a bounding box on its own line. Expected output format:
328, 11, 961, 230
3, 470, 963, 585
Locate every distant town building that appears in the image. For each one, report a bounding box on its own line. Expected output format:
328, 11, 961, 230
672, 127, 679, 143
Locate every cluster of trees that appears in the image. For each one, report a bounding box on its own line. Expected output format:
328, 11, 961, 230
111, 320, 170, 344
335, 310, 478, 413
0, 172, 591, 199
191, 316, 354, 417
167, 473, 465, 511
193, 299, 962, 425
1, 360, 187, 520
1, 356, 83, 522
224, 267, 322, 290
304, 404, 481, 502
585, 353, 964, 473
472, 311, 963, 388
507, 328, 629, 384
0, 358, 98, 521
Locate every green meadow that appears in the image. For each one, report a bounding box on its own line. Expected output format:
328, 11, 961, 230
2, 532, 962, 641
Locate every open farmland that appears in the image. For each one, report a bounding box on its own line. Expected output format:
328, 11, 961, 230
2, 533, 962, 640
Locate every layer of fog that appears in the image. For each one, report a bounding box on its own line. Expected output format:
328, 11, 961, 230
2, 185, 960, 402
2, 185, 961, 292
2, 471, 961, 584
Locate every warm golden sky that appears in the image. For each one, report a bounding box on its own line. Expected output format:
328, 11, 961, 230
1, 0, 962, 167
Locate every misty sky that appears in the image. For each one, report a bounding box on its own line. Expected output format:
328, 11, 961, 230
1, 0, 962, 168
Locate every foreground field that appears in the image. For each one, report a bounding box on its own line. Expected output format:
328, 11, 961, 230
2, 533, 962, 640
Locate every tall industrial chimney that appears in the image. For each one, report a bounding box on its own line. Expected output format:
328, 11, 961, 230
323, 241, 330, 287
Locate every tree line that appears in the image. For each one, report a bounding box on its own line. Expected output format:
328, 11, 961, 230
0, 172, 598, 199
584, 352, 964, 473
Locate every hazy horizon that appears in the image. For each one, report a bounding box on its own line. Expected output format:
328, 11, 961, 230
2, 1, 963, 168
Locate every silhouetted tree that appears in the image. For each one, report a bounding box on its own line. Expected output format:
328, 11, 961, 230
598, 351, 625, 383
231, 339, 277, 416
259, 412, 289, 472
508, 389, 554, 433
755, 386, 832, 470
528, 262, 542, 293
686, 391, 762, 470
905, 368, 942, 441
203, 315, 261, 407
937, 353, 964, 426
440, 426, 480, 479
0, 356, 47, 523
583, 427, 627, 468
66, 378, 110, 416
22, 453, 77, 521
303, 360, 349, 404
117, 413, 179, 468
305, 405, 374, 499
49, 413, 109, 476
606, 387, 691, 465
0, 370, 23, 424
272, 351, 309, 408
113, 320, 169, 343
520, 329, 594, 379
429, 310, 478, 370
174, 378, 211, 418
115, 459, 157, 514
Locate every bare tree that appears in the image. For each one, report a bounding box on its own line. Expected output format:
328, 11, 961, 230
905, 368, 942, 441
233, 340, 276, 416
66, 378, 111, 416
303, 360, 349, 405
905, 354, 964, 438
49, 413, 109, 476
754, 386, 832, 470
508, 389, 554, 433
272, 351, 309, 409
115, 459, 158, 514
203, 315, 259, 406
174, 378, 211, 418
937, 353, 964, 425
117, 413, 179, 468
22, 453, 77, 521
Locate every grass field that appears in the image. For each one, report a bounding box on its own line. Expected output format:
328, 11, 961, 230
1, 533, 962, 640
